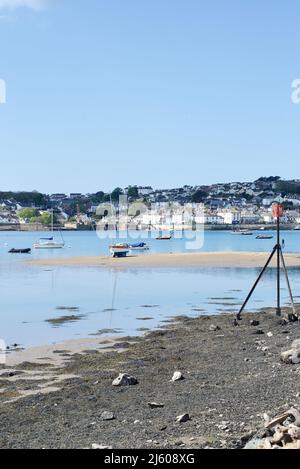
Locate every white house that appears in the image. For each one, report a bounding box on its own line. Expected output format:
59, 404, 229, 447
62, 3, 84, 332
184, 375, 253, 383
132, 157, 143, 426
217, 210, 241, 225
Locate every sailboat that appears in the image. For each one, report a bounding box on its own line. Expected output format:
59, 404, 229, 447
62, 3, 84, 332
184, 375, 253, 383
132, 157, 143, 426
33, 210, 65, 249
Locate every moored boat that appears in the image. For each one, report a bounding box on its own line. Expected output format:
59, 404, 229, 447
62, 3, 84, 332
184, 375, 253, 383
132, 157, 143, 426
256, 235, 274, 240
9, 248, 31, 254
156, 235, 172, 240
129, 242, 150, 251
109, 244, 130, 258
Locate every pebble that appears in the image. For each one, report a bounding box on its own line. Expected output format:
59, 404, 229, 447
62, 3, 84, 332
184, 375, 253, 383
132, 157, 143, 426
267, 332, 273, 338
176, 414, 191, 423
148, 402, 165, 409
101, 411, 115, 421
209, 324, 220, 332
92, 444, 113, 450
171, 371, 184, 382
250, 320, 260, 327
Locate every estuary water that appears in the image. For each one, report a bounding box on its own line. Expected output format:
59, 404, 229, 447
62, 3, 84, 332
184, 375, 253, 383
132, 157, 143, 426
1, 229, 300, 348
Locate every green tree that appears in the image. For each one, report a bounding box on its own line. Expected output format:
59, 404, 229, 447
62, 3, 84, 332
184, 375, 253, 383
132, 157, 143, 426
40, 212, 52, 225
191, 190, 207, 203
111, 187, 124, 202
18, 208, 38, 220
127, 186, 139, 200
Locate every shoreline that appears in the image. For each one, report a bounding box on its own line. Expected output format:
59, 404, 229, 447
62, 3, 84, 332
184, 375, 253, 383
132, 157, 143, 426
28, 251, 300, 269
1, 308, 300, 448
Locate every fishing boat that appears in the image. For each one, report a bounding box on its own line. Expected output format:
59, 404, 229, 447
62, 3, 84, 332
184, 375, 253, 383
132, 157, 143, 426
256, 235, 274, 240
129, 242, 150, 251
109, 243, 130, 258
156, 235, 172, 240
9, 248, 31, 254
232, 229, 253, 236
33, 210, 65, 249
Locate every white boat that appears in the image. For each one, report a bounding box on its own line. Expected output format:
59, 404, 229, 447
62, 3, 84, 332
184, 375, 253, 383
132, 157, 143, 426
232, 229, 253, 236
33, 239, 65, 249
33, 210, 65, 250
109, 244, 130, 258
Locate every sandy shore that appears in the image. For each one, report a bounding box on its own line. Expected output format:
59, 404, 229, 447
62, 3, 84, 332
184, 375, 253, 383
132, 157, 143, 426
28, 251, 300, 269
1, 308, 300, 449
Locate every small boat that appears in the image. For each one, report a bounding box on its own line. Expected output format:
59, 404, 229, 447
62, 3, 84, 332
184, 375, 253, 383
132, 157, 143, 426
256, 235, 274, 240
33, 240, 65, 249
109, 244, 130, 258
9, 248, 31, 254
129, 242, 150, 251
156, 235, 172, 240
232, 229, 253, 236
33, 210, 65, 250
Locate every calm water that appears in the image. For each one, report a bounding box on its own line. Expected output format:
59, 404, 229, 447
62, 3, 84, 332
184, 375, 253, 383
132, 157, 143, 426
1, 230, 300, 348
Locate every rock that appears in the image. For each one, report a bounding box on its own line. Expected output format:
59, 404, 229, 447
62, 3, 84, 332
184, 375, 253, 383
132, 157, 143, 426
148, 402, 164, 409
288, 425, 300, 440
280, 349, 294, 364
253, 329, 265, 335
176, 414, 191, 423
112, 373, 138, 386
171, 371, 184, 382
209, 324, 220, 332
267, 332, 273, 338
101, 411, 115, 421
92, 444, 113, 449
291, 349, 300, 365
250, 320, 260, 327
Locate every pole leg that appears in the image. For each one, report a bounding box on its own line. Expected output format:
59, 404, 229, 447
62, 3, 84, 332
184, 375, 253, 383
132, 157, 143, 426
237, 245, 277, 320
276, 217, 281, 316
279, 247, 297, 319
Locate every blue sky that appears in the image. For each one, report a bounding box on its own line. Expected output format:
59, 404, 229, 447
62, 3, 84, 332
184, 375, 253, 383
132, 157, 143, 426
0, 0, 300, 193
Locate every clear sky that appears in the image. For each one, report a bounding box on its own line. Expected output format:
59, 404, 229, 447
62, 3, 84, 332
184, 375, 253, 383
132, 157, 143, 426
0, 0, 300, 194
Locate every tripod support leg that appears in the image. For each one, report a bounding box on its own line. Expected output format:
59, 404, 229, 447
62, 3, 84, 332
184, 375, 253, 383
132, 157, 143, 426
279, 247, 297, 319
237, 245, 278, 321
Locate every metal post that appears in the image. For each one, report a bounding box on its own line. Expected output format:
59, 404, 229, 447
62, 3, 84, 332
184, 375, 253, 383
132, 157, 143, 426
279, 247, 297, 318
237, 245, 277, 320
276, 216, 281, 316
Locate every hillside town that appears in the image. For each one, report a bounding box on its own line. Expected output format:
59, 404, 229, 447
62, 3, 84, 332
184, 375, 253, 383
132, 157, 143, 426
1, 177, 300, 230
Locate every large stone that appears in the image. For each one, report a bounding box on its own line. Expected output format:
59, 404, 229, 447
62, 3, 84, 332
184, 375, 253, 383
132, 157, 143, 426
280, 349, 294, 364
112, 373, 138, 386
291, 349, 300, 365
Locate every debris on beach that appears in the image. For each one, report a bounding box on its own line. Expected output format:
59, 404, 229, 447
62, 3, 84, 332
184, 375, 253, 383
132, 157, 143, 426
245, 408, 300, 449
209, 324, 221, 332
91, 444, 113, 450
171, 371, 184, 382
112, 373, 138, 387
148, 402, 164, 409
250, 320, 260, 327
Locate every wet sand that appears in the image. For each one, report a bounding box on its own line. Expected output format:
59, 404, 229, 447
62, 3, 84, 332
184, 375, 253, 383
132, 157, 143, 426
1, 309, 300, 449
28, 251, 300, 269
